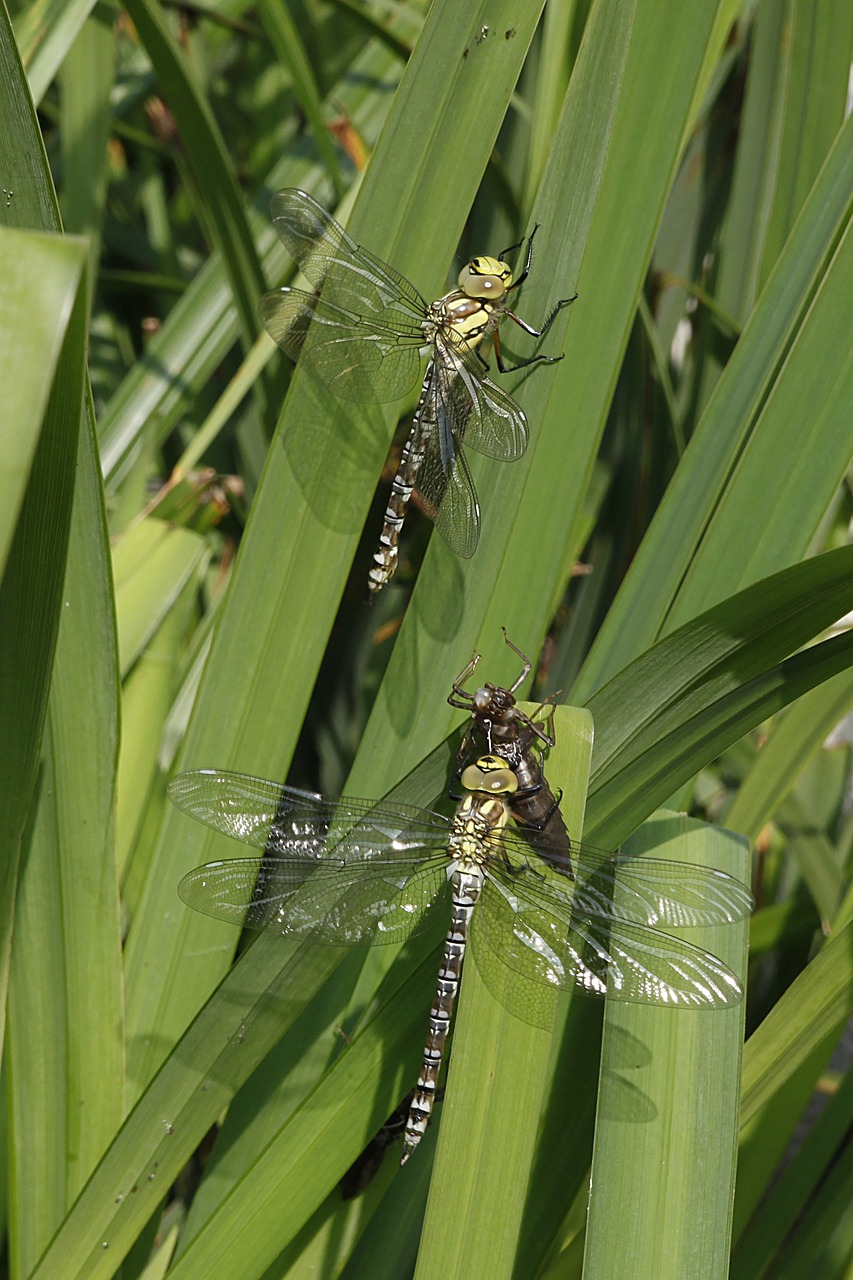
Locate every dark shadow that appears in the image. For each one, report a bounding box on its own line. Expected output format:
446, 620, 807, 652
275, 371, 392, 534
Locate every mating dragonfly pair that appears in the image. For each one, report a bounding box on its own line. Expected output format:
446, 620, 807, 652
171, 636, 751, 1167
260, 188, 574, 594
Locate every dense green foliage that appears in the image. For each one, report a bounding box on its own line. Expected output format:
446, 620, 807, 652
1, 1, 852, 1277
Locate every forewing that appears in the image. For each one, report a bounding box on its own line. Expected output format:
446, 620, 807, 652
266, 189, 427, 401
168, 769, 450, 859
270, 190, 427, 319
477, 866, 744, 1009
178, 857, 448, 944
570, 844, 754, 927
259, 286, 423, 403
497, 828, 753, 928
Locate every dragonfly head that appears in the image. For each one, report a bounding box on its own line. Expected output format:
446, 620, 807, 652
458, 255, 512, 300
460, 754, 519, 796
472, 682, 515, 715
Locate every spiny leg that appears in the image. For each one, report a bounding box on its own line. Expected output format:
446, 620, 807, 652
491, 294, 577, 373
500, 626, 532, 693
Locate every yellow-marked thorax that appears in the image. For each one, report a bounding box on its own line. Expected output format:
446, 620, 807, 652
448, 755, 519, 867
426, 254, 514, 349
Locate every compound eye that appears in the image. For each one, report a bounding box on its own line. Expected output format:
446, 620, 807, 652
460, 755, 519, 795
457, 256, 511, 299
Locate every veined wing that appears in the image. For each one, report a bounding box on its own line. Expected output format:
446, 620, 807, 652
178, 855, 449, 945
264, 189, 429, 403
416, 425, 480, 559
570, 845, 754, 928
474, 866, 744, 1011
259, 286, 423, 403
405, 333, 529, 558
434, 330, 528, 462
270, 190, 428, 322
498, 829, 753, 928
171, 769, 455, 944
168, 769, 452, 859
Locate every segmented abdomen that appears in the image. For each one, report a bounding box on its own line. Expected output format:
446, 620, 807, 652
366, 360, 436, 596
401, 868, 481, 1163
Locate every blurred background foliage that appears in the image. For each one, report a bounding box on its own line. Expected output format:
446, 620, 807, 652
1, 0, 853, 1276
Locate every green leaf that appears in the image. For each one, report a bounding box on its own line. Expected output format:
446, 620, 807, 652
731, 1063, 853, 1279
584, 816, 750, 1280
113, 519, 208, 677
726, 669, 853, 842
122, 0, 267, 353
585, 547, 853, 847
735, 920, 853, 1237
575, 111, 853, 696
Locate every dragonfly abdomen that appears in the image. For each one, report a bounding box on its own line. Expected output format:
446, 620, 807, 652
367, 360, 437, 596
402, 867, 483, 1164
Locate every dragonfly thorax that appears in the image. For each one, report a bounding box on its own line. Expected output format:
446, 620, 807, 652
425, 291, 497, 349
448, 791, 509, 868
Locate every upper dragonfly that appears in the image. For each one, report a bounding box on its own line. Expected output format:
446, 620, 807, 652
259, 189, 574, 594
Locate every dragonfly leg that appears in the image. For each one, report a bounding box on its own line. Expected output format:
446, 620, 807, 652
490, 323, 556, 374
497, 845, 542, 880
501, 224, 539, 288
524, 697, 560, 749
492, 296, 578, 373
447, 649, 483, 709
507, 294, 578, 340
498, 230, 527, 264
500, 626, 532, 692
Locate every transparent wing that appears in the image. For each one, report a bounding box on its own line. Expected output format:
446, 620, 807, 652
168, 769, 451, 858
474, 867, 744, 1011
170, 769, 454, 943
400, 332, 529, 558
568, 844, 754, 927
259, 287, 423, 403
497, 828, 752, 927
416, 427, 480, 559
433, 331, 528, 462
269, 189, 428, 320
261, 188, 429, 402
178, 856, 448, 944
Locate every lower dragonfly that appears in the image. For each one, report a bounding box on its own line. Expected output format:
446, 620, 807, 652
449, 629, 571, 870
259, 189, 574, 594
170, 761, 750, 1164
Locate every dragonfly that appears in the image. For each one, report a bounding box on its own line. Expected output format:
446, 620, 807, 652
449, 628, 571, 871
170, 761, 751, 1165
259, 189, 574, 594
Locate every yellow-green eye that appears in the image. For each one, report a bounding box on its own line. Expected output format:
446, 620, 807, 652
457, 255, 512, 299
460, 755, 519, 795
